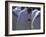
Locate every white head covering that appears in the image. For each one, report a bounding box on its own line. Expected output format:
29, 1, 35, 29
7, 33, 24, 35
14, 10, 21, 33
13, 7, 21, 16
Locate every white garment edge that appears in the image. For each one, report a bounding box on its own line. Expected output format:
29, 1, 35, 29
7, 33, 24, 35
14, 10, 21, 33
17, 8, 27, 24
32, 9, 38, 15
32, 11, 40, 24
31, 11, 40, 29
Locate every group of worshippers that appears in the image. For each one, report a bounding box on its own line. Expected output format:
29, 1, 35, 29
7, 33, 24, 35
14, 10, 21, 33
12, 6, 40, 30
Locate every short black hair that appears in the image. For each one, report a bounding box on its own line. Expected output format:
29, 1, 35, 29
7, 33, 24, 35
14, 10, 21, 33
27, 8, 32, 14
21, 7, 25, 10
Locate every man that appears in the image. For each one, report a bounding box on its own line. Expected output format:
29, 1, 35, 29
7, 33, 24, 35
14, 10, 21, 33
12, 7, 21, 30
32, 9, 40, 29
16, 7, 32, 30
